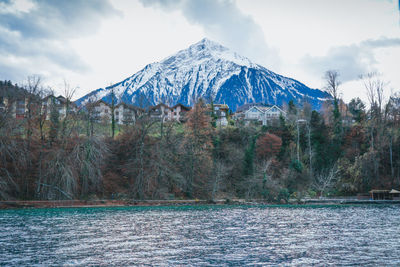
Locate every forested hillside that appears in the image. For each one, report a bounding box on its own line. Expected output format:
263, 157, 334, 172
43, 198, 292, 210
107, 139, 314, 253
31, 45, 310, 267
0, 75, 399, 202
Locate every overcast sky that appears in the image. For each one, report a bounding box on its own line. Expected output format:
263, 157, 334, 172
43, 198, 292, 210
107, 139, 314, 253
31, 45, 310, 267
0, 0, 399, 102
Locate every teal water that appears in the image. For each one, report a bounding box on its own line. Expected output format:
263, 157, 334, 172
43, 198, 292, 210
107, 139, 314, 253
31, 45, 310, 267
0, 205, 399, 266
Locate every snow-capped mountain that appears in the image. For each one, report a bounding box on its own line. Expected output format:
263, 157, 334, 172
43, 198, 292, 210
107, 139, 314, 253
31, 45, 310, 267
75, 38, 330, 111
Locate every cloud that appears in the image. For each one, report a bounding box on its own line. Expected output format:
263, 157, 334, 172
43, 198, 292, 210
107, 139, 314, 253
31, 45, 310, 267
301, 37, 400, 82
139, 0, 280, 69
0, 0, 120, 81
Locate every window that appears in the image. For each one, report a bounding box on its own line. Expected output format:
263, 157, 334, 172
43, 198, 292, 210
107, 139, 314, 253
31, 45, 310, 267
116, 111, 119, 115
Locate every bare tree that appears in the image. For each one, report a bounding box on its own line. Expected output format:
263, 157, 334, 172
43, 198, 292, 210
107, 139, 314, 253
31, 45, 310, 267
40, 148, 77, 200
0, 116, 26, 199
242, 160, 272, 200
123, 114, 158, 199
313, 165, 338, 197
72, 136, 109, 197
360, 73, 388, 182
361, 72, 386, 119
324, 70, 341, 102
23, 76, 43, 150
59, 80, 77, 142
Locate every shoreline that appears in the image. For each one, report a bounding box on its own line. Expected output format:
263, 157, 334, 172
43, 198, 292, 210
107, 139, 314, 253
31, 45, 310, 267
1, 198, 400, 209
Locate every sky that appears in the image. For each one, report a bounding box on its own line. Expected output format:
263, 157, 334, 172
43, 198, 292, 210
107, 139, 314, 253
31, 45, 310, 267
0, 0, 399, 103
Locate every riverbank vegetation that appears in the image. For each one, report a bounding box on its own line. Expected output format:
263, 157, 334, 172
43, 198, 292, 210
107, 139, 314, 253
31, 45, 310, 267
0, 72, 399, 202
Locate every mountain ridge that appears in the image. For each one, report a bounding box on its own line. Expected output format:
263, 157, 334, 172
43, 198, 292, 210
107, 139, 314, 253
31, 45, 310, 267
75, 38, 330, 111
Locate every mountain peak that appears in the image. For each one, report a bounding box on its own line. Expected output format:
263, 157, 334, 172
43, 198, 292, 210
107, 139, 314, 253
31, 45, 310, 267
179, 38, 256, 68
195, 38, 224, 48
188, 38, 227, 55
75, 40, 330, 111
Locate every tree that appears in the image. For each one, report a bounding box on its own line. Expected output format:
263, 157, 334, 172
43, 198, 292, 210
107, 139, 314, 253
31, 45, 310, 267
360, 73, 388, 183
324, 70, 342, 138
128, 114, 158, 199
243, 135, 256, 177
84, 100, 98, 137
49, 96, 59, 146
256, 133, 282, 160
310, 110, 331, 171
60, 80, 77, 142
73, 137, 108, 197
110, 86, 116, 138
324, 70, 341, 102
348, 97, 366, 123
23, 76, 43, 150
182, 99, 213, 198
313, 164, 338, 197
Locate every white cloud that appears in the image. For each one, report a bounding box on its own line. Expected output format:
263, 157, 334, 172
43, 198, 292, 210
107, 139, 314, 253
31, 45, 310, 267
0, 0, 399, 102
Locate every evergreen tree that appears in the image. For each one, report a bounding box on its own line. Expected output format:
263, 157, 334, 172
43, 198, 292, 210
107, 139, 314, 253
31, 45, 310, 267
348, 97, 366, 123
243, 136, 256, 177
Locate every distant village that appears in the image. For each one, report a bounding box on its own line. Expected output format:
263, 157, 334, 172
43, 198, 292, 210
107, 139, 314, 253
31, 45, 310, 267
0, 92, 288, 127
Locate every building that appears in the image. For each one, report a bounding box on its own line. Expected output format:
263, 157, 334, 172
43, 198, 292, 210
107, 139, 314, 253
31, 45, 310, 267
207, 103, 229, 126
148, 103, 172, 122
89, 100, 111, 122
370, 189, 400, 200
170, 103, 191, 122
42, 95, 77, 120
115, 102, 143, 125
237, 104, 286, 126
0, 96, 26, 119
87, 100, 145, 125
149, 103, 191, 123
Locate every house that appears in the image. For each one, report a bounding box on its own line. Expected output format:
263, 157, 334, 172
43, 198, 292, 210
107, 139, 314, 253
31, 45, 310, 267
82, 99, 110, 123
42, 95, 77, 120
0, 96, 27, 119
170, 103, 191, 122
88, 100, 140, 125
207, 103, 229, 126
114, 102, 143, 125
240, 104, 286, 126
148, 103, 172, 122
244, 106, 265, 121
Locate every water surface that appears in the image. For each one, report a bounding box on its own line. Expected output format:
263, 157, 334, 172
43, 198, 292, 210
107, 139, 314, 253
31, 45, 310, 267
0, 205, 399, 266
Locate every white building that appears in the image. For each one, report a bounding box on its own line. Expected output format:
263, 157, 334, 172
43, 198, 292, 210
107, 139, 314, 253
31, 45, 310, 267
114, 102, 142, 125
242, 105, 286, 125
90, 100, 141, 125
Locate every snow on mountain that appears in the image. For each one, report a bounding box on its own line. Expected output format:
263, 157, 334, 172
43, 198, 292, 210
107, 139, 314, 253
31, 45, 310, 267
75, 38, 330, 111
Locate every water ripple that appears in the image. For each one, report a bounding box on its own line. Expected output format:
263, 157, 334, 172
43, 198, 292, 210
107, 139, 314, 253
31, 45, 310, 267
0, 205, 399, 266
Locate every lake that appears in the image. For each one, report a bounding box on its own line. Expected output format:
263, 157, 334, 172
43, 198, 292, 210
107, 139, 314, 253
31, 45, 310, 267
0, 205, 399, 266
